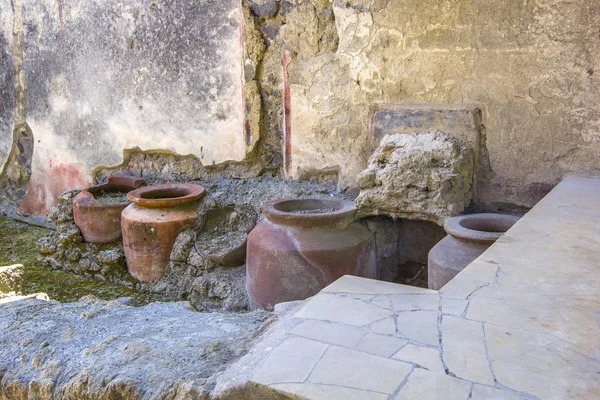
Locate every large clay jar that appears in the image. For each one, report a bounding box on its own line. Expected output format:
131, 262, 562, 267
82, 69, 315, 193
73, 175, 144, 244
428, 213, 520, 290
246, 198, 377, 310
121, 183, 205, 282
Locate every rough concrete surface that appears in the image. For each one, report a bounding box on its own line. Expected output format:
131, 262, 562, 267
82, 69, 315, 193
0, 296, 275, 399
356, 132, 474, 224
284, 0, 600, 208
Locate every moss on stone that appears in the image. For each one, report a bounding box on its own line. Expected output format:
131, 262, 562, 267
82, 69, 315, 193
0, 216, 151, 303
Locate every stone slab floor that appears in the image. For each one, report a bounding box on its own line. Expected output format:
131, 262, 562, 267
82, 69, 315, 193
239, 177, 600, 399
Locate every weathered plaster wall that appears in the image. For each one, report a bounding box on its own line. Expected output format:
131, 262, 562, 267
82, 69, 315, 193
2, 0, 600, 217
283, 0, 600, 208
1, 0, 250, 216
0, 2, 14, 168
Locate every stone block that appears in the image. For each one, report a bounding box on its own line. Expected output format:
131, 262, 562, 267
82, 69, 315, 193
289, 320, 366, 347
442, 315, 494, 385
309, 346, 412, 394
294, 293, 393, 326
0, 264, 23, 293
394, 368, 471, 400
252, 337, 328, 385
396, 310, 440, 346
392, 344, 445, 374
353, 332, 407, 357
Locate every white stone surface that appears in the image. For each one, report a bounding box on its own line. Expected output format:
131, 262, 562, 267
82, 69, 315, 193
456, 259, 498, 283
396, 311, 440, 346
270, 383, 389, 400
294, 293, 393, 326
391, 293, 440, 312
368, 316, 396, 335
309, 346, 412, 394
442, 316, 494, 385
440, 297, 469, 316
394, 368, 472, 400
354, 332, 407, 357
392, 344, 445, 374
484, 324, 555, 361
323, 275, 436, 295
369, 295, 394, 310
475, 284, 503, 299
252, 337, 328, 385
439, 277, 486, 299
492, 340, 600, 400
470, 384, 525, 400
290, 320, 366, 347
466, 294, 540, 331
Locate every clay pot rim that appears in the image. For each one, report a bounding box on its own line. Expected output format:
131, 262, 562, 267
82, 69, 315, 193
262, 198, 356, 227
73, 184, 134, 210
444, 213, 521, 243
126, 183, 205, 208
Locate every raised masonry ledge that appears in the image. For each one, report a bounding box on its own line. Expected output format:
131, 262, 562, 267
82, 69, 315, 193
247, 177, 600, 400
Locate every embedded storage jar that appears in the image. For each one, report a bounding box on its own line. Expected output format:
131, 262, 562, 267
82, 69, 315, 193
246, 198, 377, 310
72, 175, 144, 244
428, 213, 520, 290
121, 183, 205, 282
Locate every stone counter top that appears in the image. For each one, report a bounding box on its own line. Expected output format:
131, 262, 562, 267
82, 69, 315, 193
244, 177, 600, 399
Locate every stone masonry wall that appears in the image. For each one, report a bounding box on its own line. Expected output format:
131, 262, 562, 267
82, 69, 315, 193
2, 0, 600, 220
280, 0, 600, 209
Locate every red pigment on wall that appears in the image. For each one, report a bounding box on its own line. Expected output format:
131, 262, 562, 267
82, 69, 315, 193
283, 49, 292, 176
18, 163, 91, 216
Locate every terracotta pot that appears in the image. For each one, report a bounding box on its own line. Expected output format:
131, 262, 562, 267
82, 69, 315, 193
121, 183, 205, 282
428, 213, 520, 290
72, 175, 144, 244
246, 198, 377, 310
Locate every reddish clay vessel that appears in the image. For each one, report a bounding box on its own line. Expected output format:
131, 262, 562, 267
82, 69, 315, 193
121, 183, 205, 282
246, 198, 377, 310
72, 175, 144, 244
428, 213, 520, 290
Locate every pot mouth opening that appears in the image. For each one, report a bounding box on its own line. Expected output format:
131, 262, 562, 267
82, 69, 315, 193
458, 218, 511, 233
272, 199, 345, 215
263, 198, 356, 227
138, 188, 190, 200
126, 184, 205, 208
445, 213, 521, 242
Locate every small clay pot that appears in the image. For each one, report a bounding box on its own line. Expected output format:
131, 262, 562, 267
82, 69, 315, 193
428, 213, 520, 290
72, 175, 144, 244
246, 198, 377, 310
121, 183, 205, 282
